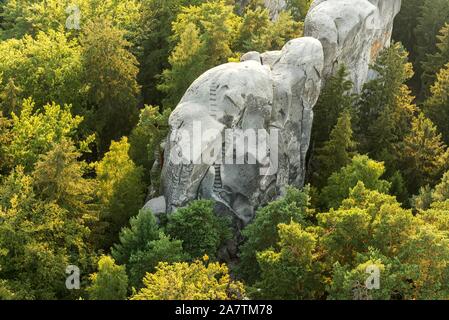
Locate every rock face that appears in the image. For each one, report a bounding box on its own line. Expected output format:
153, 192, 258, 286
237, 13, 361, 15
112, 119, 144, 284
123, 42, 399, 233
144, 0, 402, 251
158, 37, 324, 232
305, 0, 402, 92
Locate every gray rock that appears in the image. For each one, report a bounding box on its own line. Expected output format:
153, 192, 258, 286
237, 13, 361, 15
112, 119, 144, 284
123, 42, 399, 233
304, 0, 401, 92
143, 196, 166, 213
160, 37, 324, 228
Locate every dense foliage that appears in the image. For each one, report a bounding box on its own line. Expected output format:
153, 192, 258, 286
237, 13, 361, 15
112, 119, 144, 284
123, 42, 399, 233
0, 0, 449, 300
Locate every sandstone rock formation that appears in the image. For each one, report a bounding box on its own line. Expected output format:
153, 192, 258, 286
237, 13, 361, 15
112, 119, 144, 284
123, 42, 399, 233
144, 0, 402, 244
305, 0, 402, 92
160, 37, 324, 232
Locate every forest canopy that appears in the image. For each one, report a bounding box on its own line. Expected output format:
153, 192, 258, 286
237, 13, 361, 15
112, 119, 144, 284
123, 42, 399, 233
0, 0, 449, 301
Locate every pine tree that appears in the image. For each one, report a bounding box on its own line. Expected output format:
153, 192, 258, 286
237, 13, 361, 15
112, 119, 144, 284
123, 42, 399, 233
0, 111, 11, 173
313, 110, 357, 188
94, 138, 145, 250
137, 0, 200, 105
357, 43, 416, 172
414, 0, 449, 94
158, 22, 207, 108
320, 155, 391, 210
129, 105, 171, 187
422, 24, 449, 96
238, 187, 312, 284
424, 63, 449, 145
159, 1, 240, 108
312, 65, 355, 147
32, 139, 96, 218
81, 18, 140, 153
397, 113, 449, 194
392, 0, 423, 56
111, 209, 189, 289
165, 200, 232, 259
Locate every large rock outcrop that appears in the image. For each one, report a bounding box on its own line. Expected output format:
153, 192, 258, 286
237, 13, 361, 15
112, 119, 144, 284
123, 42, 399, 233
160, 37, 324, 232
145, 0, 402, 248
305, 0, 402, 92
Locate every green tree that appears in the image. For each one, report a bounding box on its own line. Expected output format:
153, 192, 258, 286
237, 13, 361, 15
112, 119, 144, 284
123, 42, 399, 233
0, 0, 141, 40
0, 167, 93, 299
137, 0, 200, 105
94, 138, 145, 249
424, 63, 449, 145
32, 139, 96, 218
127, 233, 188, 289
7, 98, 84, 171
159, 0, 240, 107
397, 113, 449, 194
412, 170, 449, 211
357, 43, 416, 169
320, 155, 391, 210
235, 7, 302, 53
80, 18, 140, 153
252, 222, 322, 299
312, 65, 355, 148
238, 186, 312, 284
421, 24, 449, 95
313, 110, 357, 188
111, 209, 188, 289
392, 0, 422, 56
87, 256, 128, 300
286, 0, 312, 21
166, 200, 231, 259
0, 111, 11, 173
0, 30, 83, 109
111, 209, 160, 265
131, 257, 245, 300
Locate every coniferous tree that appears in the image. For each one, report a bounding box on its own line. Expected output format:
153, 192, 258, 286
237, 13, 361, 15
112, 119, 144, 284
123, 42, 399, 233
166, 200, 232, 259
320, 155, 391, 210
392, 0, 423, 56
357, 43, 416, 172
137, 0, 201, 105
313, 110, 357, 188
94, 138, 145, 250
312, 65, 355, 148
397, 113, 449, 194
81, 18, 140, 153
112, 209, 188, 289
238, 187, 312, 284
421, 24, 449, 96
414, 0, 449, 94
424, 63, 449, 145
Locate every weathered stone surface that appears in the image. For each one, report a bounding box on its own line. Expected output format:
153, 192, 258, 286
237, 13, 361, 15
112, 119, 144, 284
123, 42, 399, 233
304, 0, 401, 92
159, 37, 323, 231
145, 1, 402, 253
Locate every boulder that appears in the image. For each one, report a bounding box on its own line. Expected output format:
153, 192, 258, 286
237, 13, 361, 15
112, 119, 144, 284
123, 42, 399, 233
304, 0, 401, 92
160, 37, 324, 229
